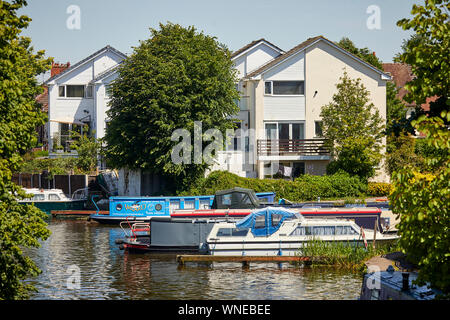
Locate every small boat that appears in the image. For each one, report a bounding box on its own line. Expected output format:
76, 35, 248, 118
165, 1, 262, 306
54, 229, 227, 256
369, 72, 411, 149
172, 187, 389, 232
89, 190, 276, 224
18, 188, 86, 214
205, 207, 399, 256
360, 267, 442, 300
116, 217, 221, 254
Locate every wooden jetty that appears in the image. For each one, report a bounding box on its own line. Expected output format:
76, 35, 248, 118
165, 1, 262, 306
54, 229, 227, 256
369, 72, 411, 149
51, 210, 109, 218
176, 255, 315, 267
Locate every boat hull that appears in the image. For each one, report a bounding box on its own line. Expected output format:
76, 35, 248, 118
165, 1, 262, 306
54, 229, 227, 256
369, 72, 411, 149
19, 200, 86, 214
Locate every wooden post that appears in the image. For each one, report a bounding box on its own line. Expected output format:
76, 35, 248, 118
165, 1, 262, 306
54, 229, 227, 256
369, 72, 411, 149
373, 219, 377, 250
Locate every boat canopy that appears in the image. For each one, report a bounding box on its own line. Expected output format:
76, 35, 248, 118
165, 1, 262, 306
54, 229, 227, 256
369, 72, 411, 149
236, 207, 303, 237
212, 187, 260, 209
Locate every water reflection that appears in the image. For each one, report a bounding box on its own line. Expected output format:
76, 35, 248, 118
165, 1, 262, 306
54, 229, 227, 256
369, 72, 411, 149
27, 220, 362, 300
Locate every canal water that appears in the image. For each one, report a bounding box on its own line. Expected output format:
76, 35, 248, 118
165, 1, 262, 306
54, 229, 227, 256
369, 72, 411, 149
26, 220, 363, 300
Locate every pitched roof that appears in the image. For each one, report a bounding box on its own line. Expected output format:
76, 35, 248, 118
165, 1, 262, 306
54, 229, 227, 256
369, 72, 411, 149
44, 45, 127, 84
231, 38, 284, 59
245, 35, 390, 80
89, 62, 123, 84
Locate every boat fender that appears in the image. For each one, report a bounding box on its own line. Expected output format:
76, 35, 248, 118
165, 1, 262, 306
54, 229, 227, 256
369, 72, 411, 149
115, 239, 124, 245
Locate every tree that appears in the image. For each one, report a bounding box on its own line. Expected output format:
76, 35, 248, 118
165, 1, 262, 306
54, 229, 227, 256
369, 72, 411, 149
104, 22, 239, 190
70, 129, 101, 173
0, 0, 52, 299
390, 113, 450, 295
396, 0, 450, 124
390, 0, 450, 295
336, 37, 383, 69
320, 71, 385, 180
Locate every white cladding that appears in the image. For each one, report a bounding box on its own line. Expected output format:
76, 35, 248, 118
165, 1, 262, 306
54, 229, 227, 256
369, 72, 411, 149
263, 51, 305, 120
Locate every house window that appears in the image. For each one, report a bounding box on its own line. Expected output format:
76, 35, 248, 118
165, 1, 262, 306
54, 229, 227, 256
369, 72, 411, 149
265, 81, 304, 95
58, 86, 65, 97
315, 121, 323, 137
66, 85, 85, 98
264, 82, 272, 94
58, 85, 93, 98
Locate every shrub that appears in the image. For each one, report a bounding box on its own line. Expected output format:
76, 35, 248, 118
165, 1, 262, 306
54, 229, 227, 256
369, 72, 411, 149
181, 170, 367, 201
367, 182, 392, 197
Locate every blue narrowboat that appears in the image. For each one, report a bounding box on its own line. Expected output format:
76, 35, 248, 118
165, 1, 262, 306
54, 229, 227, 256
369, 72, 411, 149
89, 191, 276, 224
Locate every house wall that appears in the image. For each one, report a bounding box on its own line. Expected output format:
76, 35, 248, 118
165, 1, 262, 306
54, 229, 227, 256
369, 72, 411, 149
233, 43, 281, 79
304, 41, 388, 181
262, 52, 306, 121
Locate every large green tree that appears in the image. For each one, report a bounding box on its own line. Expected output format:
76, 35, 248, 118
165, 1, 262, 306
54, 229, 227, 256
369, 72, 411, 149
320, 71, 385, 180
390, 0, 450, 295
0, 0, 52, 299
104, 23, 239, 190
396, 0, 449, 123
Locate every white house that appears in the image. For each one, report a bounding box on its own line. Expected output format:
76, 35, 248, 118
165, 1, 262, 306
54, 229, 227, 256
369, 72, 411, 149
209, 35, 391, 182
44, 45, 127, 155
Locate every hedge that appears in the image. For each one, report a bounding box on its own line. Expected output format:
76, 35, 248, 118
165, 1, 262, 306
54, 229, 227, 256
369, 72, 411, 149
366, 182, 393, 197
179, 170, 369, 202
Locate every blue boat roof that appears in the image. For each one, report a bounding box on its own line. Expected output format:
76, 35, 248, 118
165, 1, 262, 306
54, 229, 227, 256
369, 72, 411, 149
236, 207, 303, 237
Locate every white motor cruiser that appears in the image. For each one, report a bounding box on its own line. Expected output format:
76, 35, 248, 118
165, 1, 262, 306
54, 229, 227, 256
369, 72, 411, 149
206, 207, 399, 256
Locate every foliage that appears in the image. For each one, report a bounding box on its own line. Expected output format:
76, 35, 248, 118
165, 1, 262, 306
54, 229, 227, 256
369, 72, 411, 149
336, 37, 383, 69
396, 0, 450, 124
366, 182, 392, 197
104, 22, 239, 188
390, 114, 450, 294
300, 238, 399, 270
70, 130, 101, 173
0, 0, 52, 299
18, 157, 81, 177
181, 170, 367, 201
385, 133, 424, 176
320, 71, 385, 180
385, 81, 411, 136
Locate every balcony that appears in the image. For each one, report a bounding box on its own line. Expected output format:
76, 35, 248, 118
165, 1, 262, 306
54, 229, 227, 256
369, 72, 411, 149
257, 139, 331, 160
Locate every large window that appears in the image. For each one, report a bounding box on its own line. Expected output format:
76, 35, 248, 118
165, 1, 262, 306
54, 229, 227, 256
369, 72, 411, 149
264, 81, 304, 95
58, 85, 93, 98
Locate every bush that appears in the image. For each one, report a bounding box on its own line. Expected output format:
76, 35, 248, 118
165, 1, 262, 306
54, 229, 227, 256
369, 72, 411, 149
180, 170, 367, 201
366, 182, 392, 197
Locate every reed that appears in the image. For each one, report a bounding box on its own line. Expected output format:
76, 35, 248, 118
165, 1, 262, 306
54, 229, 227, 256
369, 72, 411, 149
295, 237, 399, 270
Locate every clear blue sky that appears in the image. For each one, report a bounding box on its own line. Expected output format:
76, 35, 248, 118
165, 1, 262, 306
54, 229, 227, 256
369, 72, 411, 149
19, 0, 416, 67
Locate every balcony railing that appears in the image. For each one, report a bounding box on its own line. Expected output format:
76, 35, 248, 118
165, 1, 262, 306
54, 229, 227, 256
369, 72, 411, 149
257, 139, 330, 156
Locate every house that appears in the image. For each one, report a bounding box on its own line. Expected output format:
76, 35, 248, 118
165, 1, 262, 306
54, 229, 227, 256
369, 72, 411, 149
44, 45, 127, 159
382, 62, 439, 118
210, 35, 391, 182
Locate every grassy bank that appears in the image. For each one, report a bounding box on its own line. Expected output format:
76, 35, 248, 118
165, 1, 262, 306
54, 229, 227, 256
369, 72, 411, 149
294, 238, 400, 270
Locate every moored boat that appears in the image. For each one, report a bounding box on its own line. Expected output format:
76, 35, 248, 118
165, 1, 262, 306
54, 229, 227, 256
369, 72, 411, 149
18, 188, 86, 214
89, 190, 276, 224
205, 207, 399, 256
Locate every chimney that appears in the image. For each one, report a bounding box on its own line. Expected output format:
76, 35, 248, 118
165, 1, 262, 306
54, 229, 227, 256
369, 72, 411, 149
372, 51, 376, 56
51, 62, 70, 77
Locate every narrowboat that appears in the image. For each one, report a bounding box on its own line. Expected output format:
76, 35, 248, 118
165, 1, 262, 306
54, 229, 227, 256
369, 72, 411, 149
205, 207, 399, 256
18, 188, 86, 214
89, 190, 276, 224
171, 188, 389, 232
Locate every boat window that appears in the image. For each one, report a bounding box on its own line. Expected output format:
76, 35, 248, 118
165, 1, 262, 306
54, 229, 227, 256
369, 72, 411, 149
290, 226, 313, 236
348, 226, 359, 235
313, 226, 335, 236
184, 200, 195, 209
254, 215, 266, 229
48, 194, 60, 200
200, 200, 210, 209
271, 213, 283, 227
32, 194, 45, 201
169, 200, 180, 212
222, 194, 232, 206
217, 228, 249, 237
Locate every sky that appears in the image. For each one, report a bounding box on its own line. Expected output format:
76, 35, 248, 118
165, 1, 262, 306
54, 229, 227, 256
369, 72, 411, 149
19, 0, 416, 70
